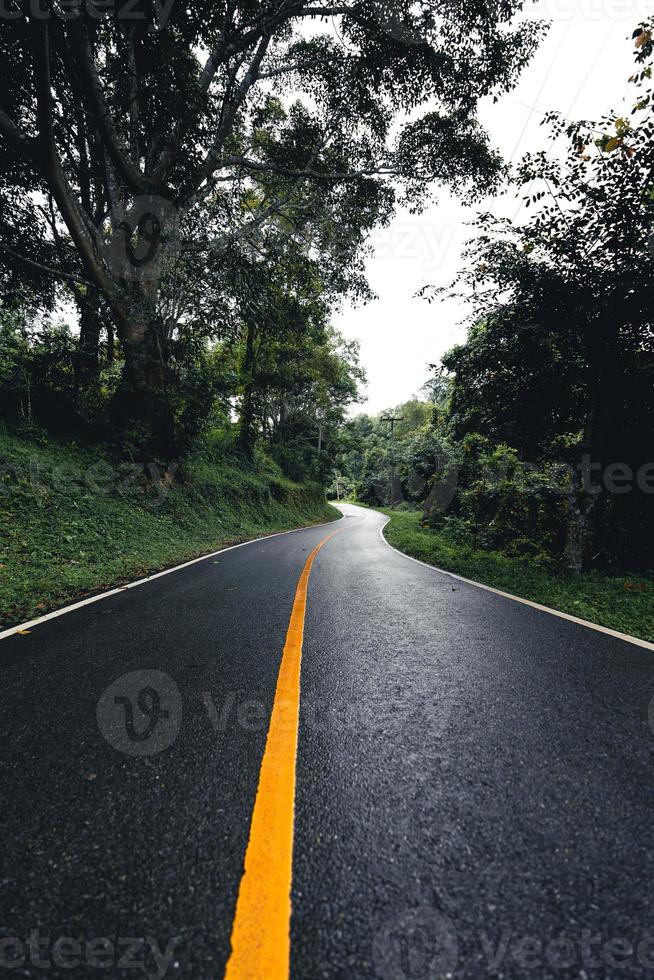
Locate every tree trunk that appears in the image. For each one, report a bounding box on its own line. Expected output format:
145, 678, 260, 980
106, 319, 115, 366
563, 318, 614, 573
75, 288, 102, 389
238, 319, 257, 460
261, 392, 269, 441
564, 490, 590, 574
112, 307, 176, 460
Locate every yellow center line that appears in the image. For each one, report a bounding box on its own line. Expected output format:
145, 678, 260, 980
224, 527, 342, 980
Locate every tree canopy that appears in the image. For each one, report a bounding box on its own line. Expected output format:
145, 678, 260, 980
0, 0, 543, 452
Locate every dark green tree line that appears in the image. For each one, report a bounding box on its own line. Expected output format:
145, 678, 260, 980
443, 23, 654, 571
339, 24, 654, 573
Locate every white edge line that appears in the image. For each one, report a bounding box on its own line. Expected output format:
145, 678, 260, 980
376, 515, 654, 653
0, 510, 344, 642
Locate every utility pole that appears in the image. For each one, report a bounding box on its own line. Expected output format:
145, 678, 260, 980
380, 415, 403, 508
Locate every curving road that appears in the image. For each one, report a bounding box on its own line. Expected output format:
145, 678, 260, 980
1, 503, 654, 979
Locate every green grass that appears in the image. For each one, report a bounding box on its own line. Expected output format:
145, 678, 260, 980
0, 431, 338, 628
378, 509, 654, 644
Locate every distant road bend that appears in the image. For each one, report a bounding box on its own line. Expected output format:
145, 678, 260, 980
2, 504, 654, 979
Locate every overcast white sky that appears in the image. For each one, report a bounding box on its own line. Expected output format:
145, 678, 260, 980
334, 0, 647, 415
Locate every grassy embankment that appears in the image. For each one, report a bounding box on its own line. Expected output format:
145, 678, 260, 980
375, 508, 654, 644
0, 431, 337, 629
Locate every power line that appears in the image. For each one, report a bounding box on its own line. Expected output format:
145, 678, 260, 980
509, 99, 610, 139
508, 19, 572, 165
564, 24, 614, 120
512, 23, 614, 224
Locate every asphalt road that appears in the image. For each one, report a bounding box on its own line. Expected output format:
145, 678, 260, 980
2, 503, 654, 979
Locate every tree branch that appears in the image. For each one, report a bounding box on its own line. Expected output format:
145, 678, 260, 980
260, 61, 307, 79
180, 34, 273, 201
218, 155, 396, 181
0, 109, 38, 160
127, 26, 140, 165
151, 1, 351, 188
197, 0, 240, 93
194, 0, 346, 90
30, 18, 127, 322
149, 0, 241, 182
68, 19, 150, 195
0, 243, 94, 287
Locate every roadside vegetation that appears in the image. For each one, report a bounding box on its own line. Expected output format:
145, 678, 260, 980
333, 26, 654, 643
380, 510, 654, 644
0, 429, 336, 628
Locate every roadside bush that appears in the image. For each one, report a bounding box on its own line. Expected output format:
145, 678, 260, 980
0, 312, 78, 435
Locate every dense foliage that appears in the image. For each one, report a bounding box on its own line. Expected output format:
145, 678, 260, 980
338, 24, 654, 575
0, 0, 541, 458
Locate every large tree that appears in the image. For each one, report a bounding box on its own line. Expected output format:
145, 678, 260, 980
438, 22, 654, 570
0, 0, 542, 452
